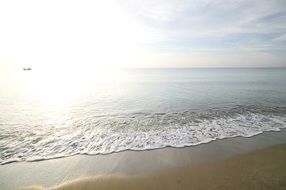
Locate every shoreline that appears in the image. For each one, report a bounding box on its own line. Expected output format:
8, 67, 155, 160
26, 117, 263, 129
1, 128, 286, 189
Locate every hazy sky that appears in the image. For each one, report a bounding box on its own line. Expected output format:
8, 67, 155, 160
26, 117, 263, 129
0, 0, 286, 70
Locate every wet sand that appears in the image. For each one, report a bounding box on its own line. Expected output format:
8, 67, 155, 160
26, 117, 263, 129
21, 143, 286, 190
1, 129, 286, 190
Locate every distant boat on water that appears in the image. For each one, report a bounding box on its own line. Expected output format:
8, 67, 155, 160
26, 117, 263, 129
23, 67, 32, 71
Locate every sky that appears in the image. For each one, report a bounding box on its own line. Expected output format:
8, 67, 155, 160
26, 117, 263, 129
0, 0, 286, 70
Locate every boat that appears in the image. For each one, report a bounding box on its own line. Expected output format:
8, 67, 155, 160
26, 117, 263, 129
23, 67, 32, 71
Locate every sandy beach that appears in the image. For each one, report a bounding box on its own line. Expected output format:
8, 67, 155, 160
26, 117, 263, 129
0, 129, 286, 190
21, 143, 286, 190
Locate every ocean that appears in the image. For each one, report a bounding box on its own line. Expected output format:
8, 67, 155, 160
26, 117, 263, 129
1, 68, 286, 164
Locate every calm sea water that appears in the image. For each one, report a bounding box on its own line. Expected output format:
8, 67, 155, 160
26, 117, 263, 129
1, 68, 286, 164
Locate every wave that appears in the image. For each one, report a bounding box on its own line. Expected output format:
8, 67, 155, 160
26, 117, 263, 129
1, 105, 286, 165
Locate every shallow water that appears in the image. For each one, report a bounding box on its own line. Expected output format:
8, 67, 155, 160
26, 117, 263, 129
1, 68, 286, 164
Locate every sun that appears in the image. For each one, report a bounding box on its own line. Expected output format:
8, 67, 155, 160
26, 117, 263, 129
1, 0, 155, 72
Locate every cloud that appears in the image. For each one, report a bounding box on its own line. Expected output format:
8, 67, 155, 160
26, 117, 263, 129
117, 0, 286, 67
119, 0, 286, 49
273, 34, 286, 41
0, 0, 286, 68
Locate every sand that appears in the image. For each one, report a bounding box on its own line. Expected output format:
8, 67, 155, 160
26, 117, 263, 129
20, 144, 286, 190
1, 129, 286, 190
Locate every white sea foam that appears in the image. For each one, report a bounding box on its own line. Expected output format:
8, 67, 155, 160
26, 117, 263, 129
0, 106, 286, 164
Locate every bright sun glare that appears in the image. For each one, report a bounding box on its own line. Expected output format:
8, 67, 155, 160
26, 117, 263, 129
28, 68, 122, 106
0, 0, 155, 71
